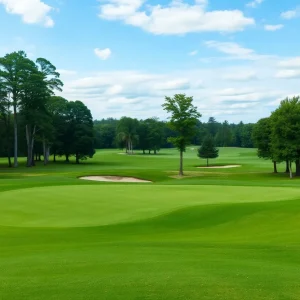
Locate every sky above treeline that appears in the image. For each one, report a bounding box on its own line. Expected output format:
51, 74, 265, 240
0, 0, 300, 123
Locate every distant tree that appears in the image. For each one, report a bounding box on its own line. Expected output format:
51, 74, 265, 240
145, 117, 164, 154
206, 117, 219, 138
197, 135, 219, 166
252, 117, 278, 173
46, 96, 68, 162
66, 101, 95, 164
215, 120, 233, 147
116, 117, 139, 154
137, 120, 150, 154
162, 94, 201, 176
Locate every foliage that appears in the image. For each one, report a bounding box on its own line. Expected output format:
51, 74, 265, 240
197, 135, 219, 166
162, 93, 201, 175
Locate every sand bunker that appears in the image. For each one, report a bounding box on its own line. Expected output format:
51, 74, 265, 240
80, 176, 151, 183
197, 165, 241, 169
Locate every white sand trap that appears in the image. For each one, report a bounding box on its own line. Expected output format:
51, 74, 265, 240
80, 176, 152, 183
197, 165, 241, 169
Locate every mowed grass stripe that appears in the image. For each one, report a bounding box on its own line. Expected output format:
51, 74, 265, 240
0, 185, 300, 227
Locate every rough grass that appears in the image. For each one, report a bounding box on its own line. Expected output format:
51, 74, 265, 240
1, 147, 300, 299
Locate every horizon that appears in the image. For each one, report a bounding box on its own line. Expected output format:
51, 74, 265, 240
1, 0, 299, 123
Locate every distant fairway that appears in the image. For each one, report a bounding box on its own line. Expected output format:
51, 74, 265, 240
1, 148, 300, 299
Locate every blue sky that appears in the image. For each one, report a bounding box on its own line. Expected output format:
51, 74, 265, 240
1, 0, 300, 123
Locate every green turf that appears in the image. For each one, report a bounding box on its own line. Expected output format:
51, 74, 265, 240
1, 148, 300, 299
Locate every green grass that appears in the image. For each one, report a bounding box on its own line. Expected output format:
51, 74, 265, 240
1, 148, 300, 299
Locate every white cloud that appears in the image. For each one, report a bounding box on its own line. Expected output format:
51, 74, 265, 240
275, 70, 300, 79
98, 0, 255, 35
56, 54, 300, 123
246, 0, 263, 8
0, 0, 54, 27
204, 40, 268, 60
106, 85, 123, 95
223, 71, 257, 81
94, 48, 112, 60
278, 57, 300, 68
189, 50, 198, 56
154, 79, 190, 90
281, 8, 300, 20
264, 24, 283, 31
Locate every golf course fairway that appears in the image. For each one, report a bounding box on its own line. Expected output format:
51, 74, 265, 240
1, 148, 300, 299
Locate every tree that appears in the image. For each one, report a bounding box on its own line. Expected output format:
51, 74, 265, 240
65, 101, 95, 164
137, 120, 150, 154
0, 51, 36, 167
197, 135, 219, 166
215, 120, 233, 147
270, 96, 300, 178
206, 117, 219, 138
162, 94, 201, 176
0, 80, 12, 167
252, 117, 278, 173
35, 58, 63, 165
116, 117, 139, 154
145, 117, 164, 154
20, 67, 49, 167
46, 96, 68, 162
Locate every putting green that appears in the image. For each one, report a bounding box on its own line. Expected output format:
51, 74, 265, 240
0, 185, 299, 228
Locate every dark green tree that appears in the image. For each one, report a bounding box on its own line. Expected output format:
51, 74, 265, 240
270, 96, 300, 178
252, 117, 278, 173
0, 51, 36, 167
116, 117, 139, 154
197, 135, 219, 166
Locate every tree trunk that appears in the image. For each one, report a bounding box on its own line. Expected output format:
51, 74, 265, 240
143, 149, 145, 154
43, 139, 50, 165
65, 154, 69, 162
149, 150, 151, 154
7, 154, 12, 168
13, 104, 18, 167
296, 159, 300, 177
179, 150, 183, 176
289, 161, 293, 179
285, 160, 289, 173
154, 149, 157, 155
273, 161, 278, 173
25, 125, 36, 167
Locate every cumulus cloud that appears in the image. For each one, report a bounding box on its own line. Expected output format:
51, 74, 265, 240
275, 70, 300, 79
0, 0, 54, 27
246, 0, 263, 8
154, 79, 190, 90
98, 0, 254, 35
223, 71, 257, 81
264, 24, 283, 31
204, 40, 268, 60
281, 8, 300, 20
94, 48, 112, 60
278, 57, 300, 68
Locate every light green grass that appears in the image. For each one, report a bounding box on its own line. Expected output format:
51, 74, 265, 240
1, 148, 300, 299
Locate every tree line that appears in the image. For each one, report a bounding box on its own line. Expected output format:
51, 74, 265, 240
252, 96, 300, 178
0, 51, 94, 167
94, 116, 255, 153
